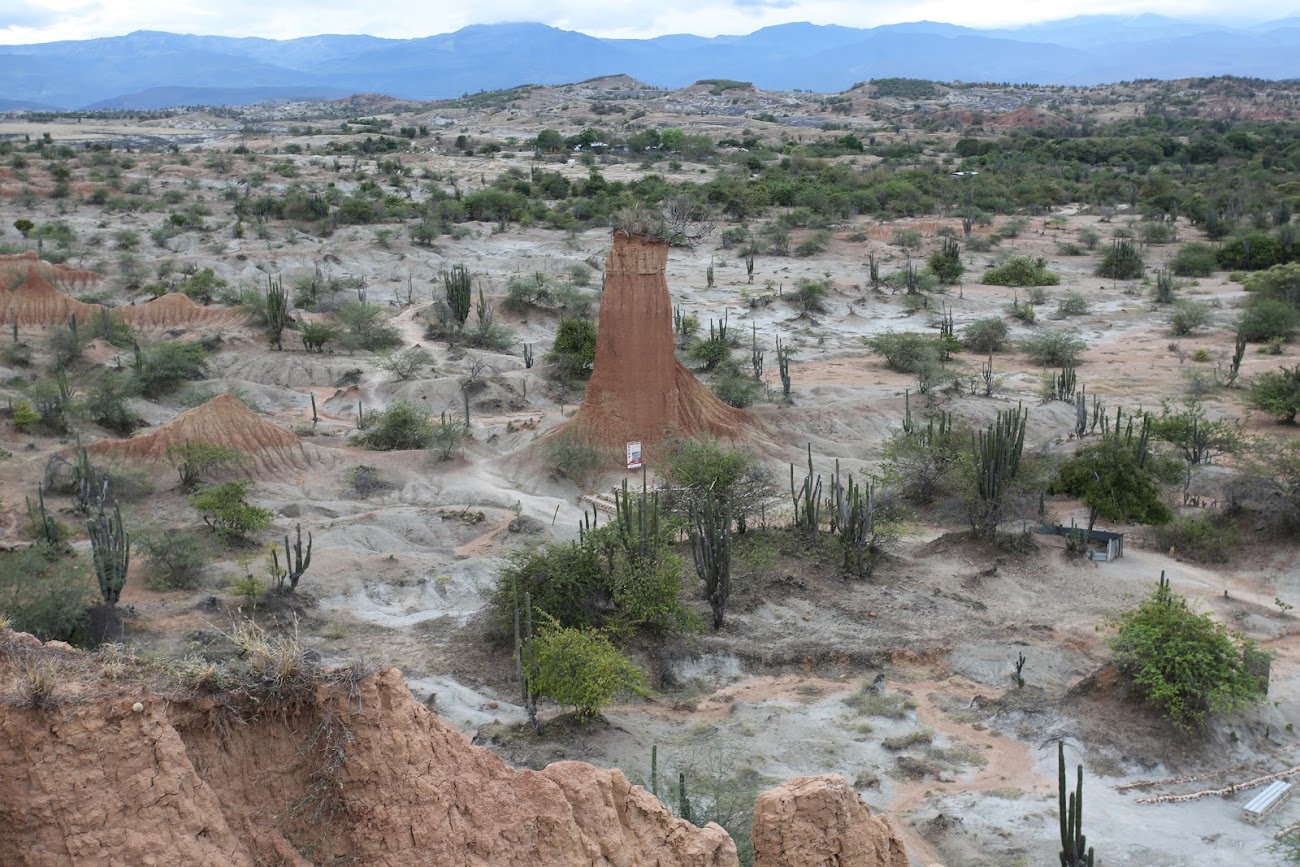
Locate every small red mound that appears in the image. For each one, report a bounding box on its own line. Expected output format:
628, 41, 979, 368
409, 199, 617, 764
119, 294, 244, 328
91, 393, 315, 474
0, 252, 103, 295
560, 232, 754, 453
0, 267, 105, 326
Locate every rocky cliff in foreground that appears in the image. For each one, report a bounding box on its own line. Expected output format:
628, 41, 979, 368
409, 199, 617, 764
0, 630, 916, 866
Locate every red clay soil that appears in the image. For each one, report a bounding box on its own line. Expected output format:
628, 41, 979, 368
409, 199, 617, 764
90, 392, 317, 474
0, 251, 103, 295
118, 293, 245, 328
0, 267, 105, 326
561, 232, 755, 452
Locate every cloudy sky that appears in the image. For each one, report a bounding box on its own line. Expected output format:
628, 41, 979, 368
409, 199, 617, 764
1, 0, 1293, 44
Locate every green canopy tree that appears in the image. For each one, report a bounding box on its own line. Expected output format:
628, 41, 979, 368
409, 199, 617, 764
1052, 420, 1174, 532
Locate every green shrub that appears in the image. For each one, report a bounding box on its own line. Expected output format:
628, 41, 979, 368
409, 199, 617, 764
865, 331, 941, 373
376, 346, 432, 381
137, 528, 211, 589
1021, 330, 1087, 367
190, 480, 274, 541
357, 401, 436, 451
495, 541, 606, 631
336, 302, 402, 351
657, 437, 777, 531
1150, 514, 1236, 564
0, 544, 94, 642
689, 336, 733, 371
983, 256, 1059, 287
1169, 242, 1218, 278
136, 340, 209, 398
544, 430, 604, 484
167, 440, 241, 490
1096, 239, 1145, 280
80, 372, 142, 435
529, 618, 646, 720
1109, 576, 1267, 729
1246, 365, 1300, 422
1169, 301, 1213, 336
300, 321, 340, 352
962, 317, 1009, 353
1242, 262, 1300, 306
1238, 298, 1300, 343
546, 318, 598, 379
711, 372, 762, 408
1054, 292, 1090, 318
789, 278, 829, 315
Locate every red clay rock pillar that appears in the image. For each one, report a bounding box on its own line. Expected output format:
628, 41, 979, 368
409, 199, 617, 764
562, 231, 753, 452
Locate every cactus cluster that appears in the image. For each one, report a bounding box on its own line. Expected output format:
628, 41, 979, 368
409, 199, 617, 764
264, 275, 288, 350
87, 502, 130, 607
1058, 740, 1095, 867
270, 523, 313, 593
972, 403, 1027, 536
689, 494, 733, 629
827, 460, 878, 578
790, 444, 823, 539
443, 264, 472, 330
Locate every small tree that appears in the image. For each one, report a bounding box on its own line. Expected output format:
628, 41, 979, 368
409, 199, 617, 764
927, 237, 964, 284
356, 401, 437, 450
167, 440, 241, 491
1109, 573, 1267, 729
545, 318, 598, 379
376, 346, 432, 381
962, 317, 1009, 353
1051, 420, 1173, 533
1096, 239, 1144, 280
528, 619, 646, 720
1246, 365, 1300, 423
190, 480, 273, 541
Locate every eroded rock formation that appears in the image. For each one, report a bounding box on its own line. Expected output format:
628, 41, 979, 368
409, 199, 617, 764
0, 644, 737, 867
752, 775, 911, 867
90, 392, 318, 474
562, 231, 754, 452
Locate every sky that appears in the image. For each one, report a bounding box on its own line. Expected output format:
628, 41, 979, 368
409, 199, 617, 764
1, 0, 1296, 45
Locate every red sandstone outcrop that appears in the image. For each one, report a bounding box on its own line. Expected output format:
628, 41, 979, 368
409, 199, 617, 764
752, 775, 911, 867
562, 231, 755, 451
90, 393, 318, 475
0, 652, 737, 867
1, 632, 916, 867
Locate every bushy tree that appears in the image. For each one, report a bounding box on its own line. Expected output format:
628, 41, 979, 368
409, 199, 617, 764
0, 544, 94, 642
657, 438, 778, 532
1052, 432, 1174, 532
357, 401, 437, 450
1095, 239, 1145, 280
528, 617, 646, 720
190, 480, 273, 541
1169, 242, 1218, 278
983, 256, 1060, 287
545, 318, 598, 378
1246, 365, 1300, 422
1237, 298, 1300, 343
962, 317, 1009, 353
1109, 575, 1266, 729
1021, 330, 1087, 367
136, 340, 208, 398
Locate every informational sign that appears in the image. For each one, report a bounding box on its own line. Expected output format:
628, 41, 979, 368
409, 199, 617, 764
626, 441, 643, 470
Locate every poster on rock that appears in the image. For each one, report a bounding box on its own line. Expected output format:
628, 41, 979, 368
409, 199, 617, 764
626, 441, 642, 470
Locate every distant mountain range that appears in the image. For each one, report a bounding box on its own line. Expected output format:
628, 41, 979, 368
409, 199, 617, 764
2, 15, 1300, 111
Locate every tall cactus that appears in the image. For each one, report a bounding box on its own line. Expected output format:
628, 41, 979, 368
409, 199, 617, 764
615, 468, 660, 567
972, 403, 1027, 537
826, 461, 878, 578
690, 495, 733, 629
751, 322, 764, 381
776, 336, 793, 403
790, 443, 822, 539
26, 484, 59, 544
264, 274, 288, 350
1058, 740, 1095, 867
443, 264, 472, 331
88, 502, 130, 607
271, 522, 313, 593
